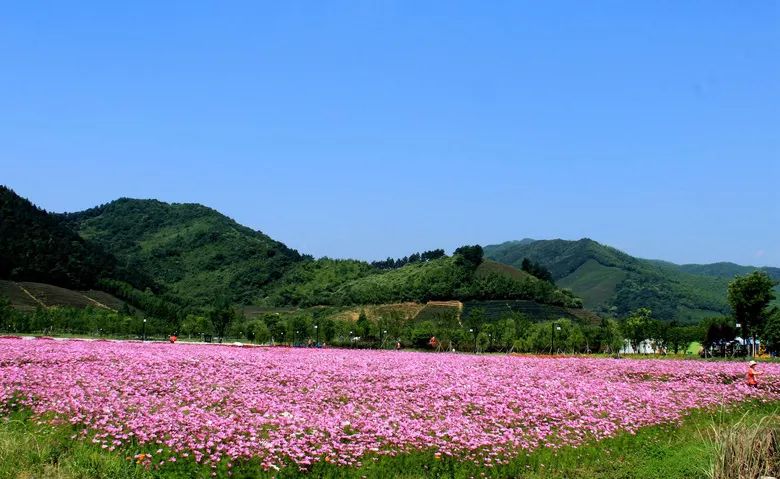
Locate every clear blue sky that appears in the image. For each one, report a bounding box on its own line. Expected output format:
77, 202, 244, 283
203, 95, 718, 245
2, 2, 778, 266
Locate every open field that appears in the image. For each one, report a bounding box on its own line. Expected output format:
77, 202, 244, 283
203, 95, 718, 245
2, 338, 779, 477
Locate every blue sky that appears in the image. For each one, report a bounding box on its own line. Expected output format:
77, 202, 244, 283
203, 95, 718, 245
1, 2, 778, 266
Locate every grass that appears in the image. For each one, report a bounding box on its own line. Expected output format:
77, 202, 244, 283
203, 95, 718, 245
557, 259, 627, 310
475, 260, 535, 282
706, 407, 780, 479
2, 402, 779, 478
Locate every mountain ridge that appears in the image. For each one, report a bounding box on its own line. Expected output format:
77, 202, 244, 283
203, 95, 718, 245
484, 238, 778, 323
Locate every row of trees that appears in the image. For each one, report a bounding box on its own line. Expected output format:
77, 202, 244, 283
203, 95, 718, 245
520, 258, 554, 283
0, 299, 172, 338
370, 249, 447, 270
0, 296, 746, 357
191, 306, 706, 355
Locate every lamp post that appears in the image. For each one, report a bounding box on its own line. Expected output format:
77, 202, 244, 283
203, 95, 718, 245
349, 330, 353, 348
736, 323, 742, 356
296, 330, 299, 347
470, 328, 477, 353
142, 318, 147, 342
551, 322, 561, 355
315, 324, 319, 346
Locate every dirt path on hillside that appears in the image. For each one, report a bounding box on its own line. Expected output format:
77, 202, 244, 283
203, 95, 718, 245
79, 292, 117, 312
15, 283, 48, 308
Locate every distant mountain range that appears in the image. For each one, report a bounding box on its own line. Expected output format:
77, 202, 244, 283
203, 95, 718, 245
484, 239, 780, 323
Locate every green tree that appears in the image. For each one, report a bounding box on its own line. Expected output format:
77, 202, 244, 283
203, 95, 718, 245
0, 296, 17, 332
761, 308, 780, 355
728, 271, 777, 356
246, 320, 271, 344
208, 297, 235, 343
355, 310, 371, 340
598, 318, 624, 356
621, 308, 652, 354
702, 317, 736, 356
453, 245, 484, 269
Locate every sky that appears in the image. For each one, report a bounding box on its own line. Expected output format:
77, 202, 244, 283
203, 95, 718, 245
1, 2, 778, 266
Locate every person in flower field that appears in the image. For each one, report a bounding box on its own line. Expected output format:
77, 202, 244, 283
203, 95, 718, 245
747, 360, 761, 387
169, 334, 177, 343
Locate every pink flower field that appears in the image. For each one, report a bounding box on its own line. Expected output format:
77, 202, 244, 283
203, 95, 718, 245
1, 338, 779, 470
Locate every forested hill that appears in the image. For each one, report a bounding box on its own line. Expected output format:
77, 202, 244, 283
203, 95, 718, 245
61, 198, 304, 306
0, 186, 141, 290
484, 238, 746, 323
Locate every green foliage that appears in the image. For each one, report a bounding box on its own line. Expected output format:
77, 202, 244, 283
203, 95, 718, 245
311, 255, 583, 308
621, 308, 653, 352
599, 317, 625, 354
521, 257, 554, 283
244, 319, 271, 344
263, 258, 375, 306
208, 296, 237, 342
98, 279, 182, 323
727, 271, 777, 342
453, 244, 484, 269
761, 308, 780, 355
370, 249, 446, 270
461, 299, 584, 322
179, 314, 212, 339
0, 302, 171, 338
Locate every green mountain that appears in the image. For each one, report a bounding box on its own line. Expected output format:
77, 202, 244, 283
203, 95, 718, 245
61, 198, 304, 306
483, 238, 762, 323
0, 186, 132, 290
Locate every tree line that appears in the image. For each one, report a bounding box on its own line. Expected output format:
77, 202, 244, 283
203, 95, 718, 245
370, 249, 447, 270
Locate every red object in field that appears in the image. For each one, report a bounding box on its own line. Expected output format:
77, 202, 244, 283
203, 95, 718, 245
169, 335, 177, 343
747, 366, 758, 386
